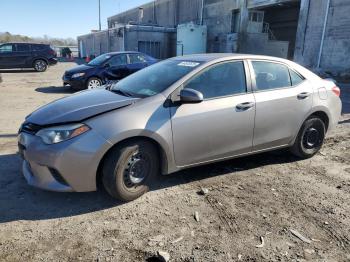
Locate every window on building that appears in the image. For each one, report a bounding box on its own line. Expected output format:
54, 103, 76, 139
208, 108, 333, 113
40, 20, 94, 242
249, 11, 264, 23
0, 44, 14, 53
252, 61, 292, 90
231, 10, 240, 33
184, 61, 247, 99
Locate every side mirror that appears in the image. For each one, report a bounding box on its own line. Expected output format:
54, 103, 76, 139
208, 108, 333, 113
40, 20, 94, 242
179, 88, 203, 103
104, 63, 110, 68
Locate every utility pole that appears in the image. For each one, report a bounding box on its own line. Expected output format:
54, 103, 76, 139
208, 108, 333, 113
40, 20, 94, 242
98, 0, 102, 31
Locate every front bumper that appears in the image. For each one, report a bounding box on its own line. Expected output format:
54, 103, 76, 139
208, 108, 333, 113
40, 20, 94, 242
48, 58, 58, 65
62, 75, 85, 90
22, 159, 73, 192
18, 128, 111, 192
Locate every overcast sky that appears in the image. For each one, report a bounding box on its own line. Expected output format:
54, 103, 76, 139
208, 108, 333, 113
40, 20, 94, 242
0, 0, 150, 39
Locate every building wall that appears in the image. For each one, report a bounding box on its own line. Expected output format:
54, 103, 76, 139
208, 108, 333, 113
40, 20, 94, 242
78, 0, 350, 73
107, 0, 202, 28
295, 0, 350, 73
77, 26, 175, 59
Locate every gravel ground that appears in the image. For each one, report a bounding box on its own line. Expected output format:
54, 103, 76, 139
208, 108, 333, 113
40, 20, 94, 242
0, 63, 349, 262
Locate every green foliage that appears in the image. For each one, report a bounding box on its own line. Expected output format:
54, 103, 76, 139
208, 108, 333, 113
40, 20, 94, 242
0, 32, 76, 46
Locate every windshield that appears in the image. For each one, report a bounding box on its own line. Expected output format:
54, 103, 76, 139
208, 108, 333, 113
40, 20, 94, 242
111, 59, 202, 97
88, 53, 111, 66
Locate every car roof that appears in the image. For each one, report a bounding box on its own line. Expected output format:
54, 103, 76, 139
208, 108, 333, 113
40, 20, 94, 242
171, 53, 292, 64
2, 42, 48, 45
105, 51, 144, 56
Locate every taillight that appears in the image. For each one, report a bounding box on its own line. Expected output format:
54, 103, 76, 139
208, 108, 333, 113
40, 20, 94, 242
49, 49, 56, 56
332, 86, 340, 97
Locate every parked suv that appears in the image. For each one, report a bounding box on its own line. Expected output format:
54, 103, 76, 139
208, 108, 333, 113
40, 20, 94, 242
0, 43, 57, 72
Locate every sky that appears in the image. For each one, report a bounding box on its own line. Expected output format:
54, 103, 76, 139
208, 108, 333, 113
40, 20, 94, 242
0, 0, 150, 39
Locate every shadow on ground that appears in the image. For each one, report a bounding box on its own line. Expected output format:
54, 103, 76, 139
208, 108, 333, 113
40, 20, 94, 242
35, 86, 75, 94
0, 150, 298, 223
0, 69, 37, 73
57, 57, 85, 65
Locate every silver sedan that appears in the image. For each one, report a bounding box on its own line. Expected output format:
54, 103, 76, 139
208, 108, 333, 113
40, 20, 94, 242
18, 54, 342, 201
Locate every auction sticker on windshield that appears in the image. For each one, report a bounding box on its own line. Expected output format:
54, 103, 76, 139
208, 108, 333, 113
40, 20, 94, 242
178, 61, 200, 67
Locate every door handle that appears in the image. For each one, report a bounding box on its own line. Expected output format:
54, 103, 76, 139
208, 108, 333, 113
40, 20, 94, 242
236, 102, 255, 111
297, 92, 310, 99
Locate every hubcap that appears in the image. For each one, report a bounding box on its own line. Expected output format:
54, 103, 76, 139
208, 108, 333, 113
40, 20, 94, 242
35, 61, 46, 71
88, 79, 101, 89
123, 152, 150, 187
303, 127, 321, 149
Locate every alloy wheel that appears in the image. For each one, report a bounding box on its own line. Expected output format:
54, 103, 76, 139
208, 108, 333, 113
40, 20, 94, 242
87, 79, 102, 89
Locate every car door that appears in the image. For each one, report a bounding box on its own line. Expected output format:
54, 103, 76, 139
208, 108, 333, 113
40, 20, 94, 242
127, 53, 148, 75
248, 60, 313, 151
0, 44, 16, 68
15, 43, 32, 67
170, 60, 255, 167
104, 54, 128, 80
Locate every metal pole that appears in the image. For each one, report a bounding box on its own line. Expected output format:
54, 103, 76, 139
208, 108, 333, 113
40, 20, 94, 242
317, 0, 330, 68
98, 0, 102, 31
200, 0, 204, 25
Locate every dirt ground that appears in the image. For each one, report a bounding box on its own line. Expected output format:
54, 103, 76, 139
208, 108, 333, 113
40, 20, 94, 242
0, 63, 349, 262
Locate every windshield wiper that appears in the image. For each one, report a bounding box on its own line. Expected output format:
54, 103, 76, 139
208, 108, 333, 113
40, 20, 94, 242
110, 89, 133, 97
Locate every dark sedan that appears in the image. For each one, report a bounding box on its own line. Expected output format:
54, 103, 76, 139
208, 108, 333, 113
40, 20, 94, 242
63, 51, 157, 90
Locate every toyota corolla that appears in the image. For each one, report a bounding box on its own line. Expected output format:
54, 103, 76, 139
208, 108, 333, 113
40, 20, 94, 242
18, 54, 342, 201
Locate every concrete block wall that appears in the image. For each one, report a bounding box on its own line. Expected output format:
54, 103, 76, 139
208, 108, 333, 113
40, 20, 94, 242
295, 0, 350, 73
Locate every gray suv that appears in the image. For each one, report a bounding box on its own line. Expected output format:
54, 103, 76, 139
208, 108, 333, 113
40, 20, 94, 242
18, 54, 342, 201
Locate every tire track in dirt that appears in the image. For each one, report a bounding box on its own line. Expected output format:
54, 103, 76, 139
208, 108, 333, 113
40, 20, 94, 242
205, 194, 238, 234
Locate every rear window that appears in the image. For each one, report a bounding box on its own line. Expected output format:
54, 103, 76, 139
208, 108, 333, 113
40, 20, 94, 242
17, 44, 31, 52
252, 61, 291, 90
290, 70, 305, 86
31, 44, 47, 51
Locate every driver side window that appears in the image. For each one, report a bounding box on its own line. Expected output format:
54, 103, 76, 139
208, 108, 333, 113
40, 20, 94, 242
184, 61, 247, 99
108, 55, 127, 67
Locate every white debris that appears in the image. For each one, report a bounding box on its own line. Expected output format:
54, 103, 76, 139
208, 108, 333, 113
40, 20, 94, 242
289, 229, 312, 244
157, 251, 170, 262
194, 211, 200, 222
255, 236, 265, 248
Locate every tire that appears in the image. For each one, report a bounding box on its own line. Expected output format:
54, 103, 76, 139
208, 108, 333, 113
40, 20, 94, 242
102, 140, 159, 201
290, 117, 326, 158
33, 59, 48, 72
86, 77, 102, 89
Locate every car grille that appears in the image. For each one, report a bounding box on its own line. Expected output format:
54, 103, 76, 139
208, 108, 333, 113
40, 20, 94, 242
19, 122, 42, 135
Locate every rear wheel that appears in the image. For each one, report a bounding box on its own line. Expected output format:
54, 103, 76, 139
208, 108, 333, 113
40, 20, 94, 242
34, 59, 48, 72
102, 140, 159, 201
291, 117, 326, 158
86, 77, 102, 89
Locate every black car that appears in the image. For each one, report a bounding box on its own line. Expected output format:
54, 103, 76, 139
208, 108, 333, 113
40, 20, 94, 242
0, 43, 57, 72
63, 51, 157, 90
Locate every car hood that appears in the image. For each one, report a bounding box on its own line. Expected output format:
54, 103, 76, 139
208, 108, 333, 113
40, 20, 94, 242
66, 64, 95, 74
25, 89, 139, 126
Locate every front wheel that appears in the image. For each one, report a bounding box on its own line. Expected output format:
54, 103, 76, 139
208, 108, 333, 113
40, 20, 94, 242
102, 140, 159, 201
86, 77, 102, 89
290, 117, 326, 158
34, 59, 48, 72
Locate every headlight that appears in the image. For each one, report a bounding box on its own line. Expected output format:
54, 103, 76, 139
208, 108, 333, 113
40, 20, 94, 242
71, 72, 85, 78
36, 124, 90, 144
